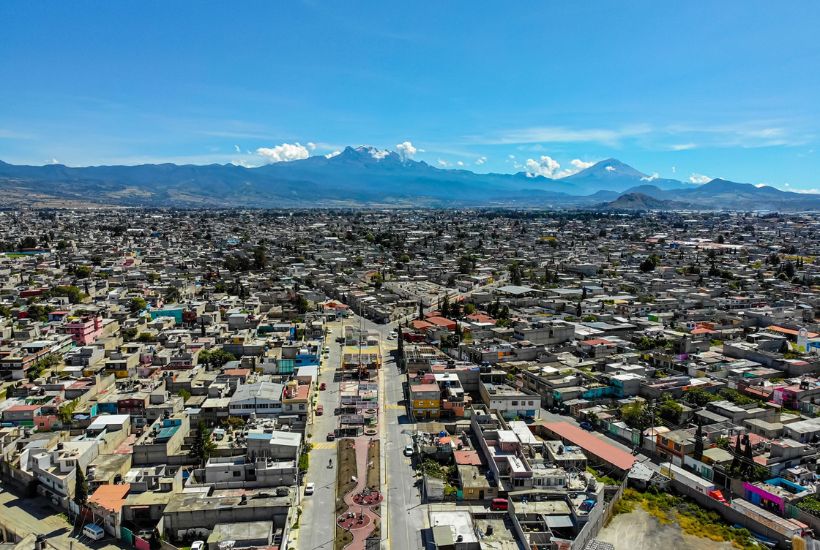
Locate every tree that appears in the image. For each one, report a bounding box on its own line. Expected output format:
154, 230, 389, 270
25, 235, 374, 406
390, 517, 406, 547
73, 463, 88, 507
190, 421, 216, 467
129, 297, 148, 314
441, 295, 450, 317
164, 287, 181, 303
639, 257, 657, 273
657, 398, 683, 424
18, 236, 37, 250
252, 245, 267, 270
693, 421, 704, 461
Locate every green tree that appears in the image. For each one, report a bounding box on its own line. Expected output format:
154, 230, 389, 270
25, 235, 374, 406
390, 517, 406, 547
129, 297, 148, 314
164, 287, 181, 303
73, 463, 88, 507
190, 421, 216, 467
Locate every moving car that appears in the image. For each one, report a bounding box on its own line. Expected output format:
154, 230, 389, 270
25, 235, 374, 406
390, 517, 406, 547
579, 421, 594, 431
316, 405, 324, 415
404, 444, 414, 456
319, 382, 326, 390
388, 331, 397, 340
327, 432, 336, 441
305, 482, 315, 496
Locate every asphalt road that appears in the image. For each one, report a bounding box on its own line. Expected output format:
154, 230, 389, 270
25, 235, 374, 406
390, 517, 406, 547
297, 321, 344, 550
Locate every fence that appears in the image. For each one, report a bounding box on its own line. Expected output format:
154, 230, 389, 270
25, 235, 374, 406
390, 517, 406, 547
571, 482, 627, 550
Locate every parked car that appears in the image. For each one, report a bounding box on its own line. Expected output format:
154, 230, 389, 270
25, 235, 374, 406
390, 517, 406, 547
305, 482, 315, 496
327, 432, 336, 441
579, 421, 594, 431
404, 444, 414, 456
316, 405, 324, 415
490, 498, 509, 511
190, 542, 205, 550
319, 382, 326, 390
388, 331, 397, 340
83, 524, 105, 541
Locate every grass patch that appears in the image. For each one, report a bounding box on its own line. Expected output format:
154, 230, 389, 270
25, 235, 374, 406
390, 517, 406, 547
334, 528, 353, 550
336, 438, 357, 514
614, 487, 757, 549
366, 438, 380, 490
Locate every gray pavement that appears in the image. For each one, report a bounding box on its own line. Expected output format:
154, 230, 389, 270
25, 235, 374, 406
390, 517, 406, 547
297, 322, 344, 550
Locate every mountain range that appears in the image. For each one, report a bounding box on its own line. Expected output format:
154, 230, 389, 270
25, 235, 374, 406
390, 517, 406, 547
1, 145, 818, 210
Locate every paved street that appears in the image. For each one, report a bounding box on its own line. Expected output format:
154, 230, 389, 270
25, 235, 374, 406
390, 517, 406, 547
297, 322, 343, 550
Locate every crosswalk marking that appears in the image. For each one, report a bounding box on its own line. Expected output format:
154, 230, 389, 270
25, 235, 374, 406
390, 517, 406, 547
312, 441, 337, 450
386, 404, 404, 410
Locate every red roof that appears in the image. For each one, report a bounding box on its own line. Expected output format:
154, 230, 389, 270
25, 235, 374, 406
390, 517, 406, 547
769, 326, 818, 338
453, 449, 483, 465
223, 368, 251, 377
426, 316, 456, 328
409, 383, 440, 394
411, 320, 434, 330
691, 327, 717, 335
466, 313, 495, 324
581, 338, 613, 346
90, 483, 131, 512
542, 422, 636, 471
7, 405, 40, 412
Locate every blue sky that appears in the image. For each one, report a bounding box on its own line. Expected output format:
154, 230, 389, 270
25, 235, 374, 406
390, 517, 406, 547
1, 1, 820, 191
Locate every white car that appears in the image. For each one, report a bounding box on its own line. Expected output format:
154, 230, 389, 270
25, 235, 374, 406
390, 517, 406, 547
191, 542, 205, 550
305, 482, 315, 495
388, 331, 397, 340
404, 444, 414, 456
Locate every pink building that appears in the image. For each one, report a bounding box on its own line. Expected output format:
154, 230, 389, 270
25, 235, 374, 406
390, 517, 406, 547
62, 316, 103, 345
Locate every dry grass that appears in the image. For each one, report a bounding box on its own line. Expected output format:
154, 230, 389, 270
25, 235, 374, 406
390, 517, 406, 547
334, 527, 353, 550
336, 438, 358, 514
366, 438, 380, 490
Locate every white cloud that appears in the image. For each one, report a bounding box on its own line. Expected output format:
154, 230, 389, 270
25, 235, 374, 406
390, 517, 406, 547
437, 159, 449, 167
234, 145, 241, 153
794, 188, 820, 194
640, 172, 660, 182
754, 183, 767, 188
396, 141, 417, 160
508, 154, 516, 160
475, 156, 487, 165
48, 158, 59, 165
671, 143, 696, 151
325, 150, 341, 159
605, 165, 616, 172
570, 159, 594, 170
689, 173, 711, 184
671, 166, 677, 174
231, 159, 254, 168
307, 142, 317, 150
480, 124, 651, 146
525, 155, 561, 178
371, 149, 389, 160
457, 161, 464, 167
256, 142, 311, 163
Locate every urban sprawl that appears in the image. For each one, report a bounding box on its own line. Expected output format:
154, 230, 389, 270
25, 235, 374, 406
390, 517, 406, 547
0, 208, 819, 550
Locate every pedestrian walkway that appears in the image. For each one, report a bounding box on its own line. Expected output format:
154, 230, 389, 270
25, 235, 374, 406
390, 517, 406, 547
313, 441, 337, 450
337, 436, 381, 550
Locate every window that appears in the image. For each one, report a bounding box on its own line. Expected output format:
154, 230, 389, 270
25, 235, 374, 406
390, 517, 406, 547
299, 404, 305, 410
233, 471, 241, 477
511, 401, 518, 406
